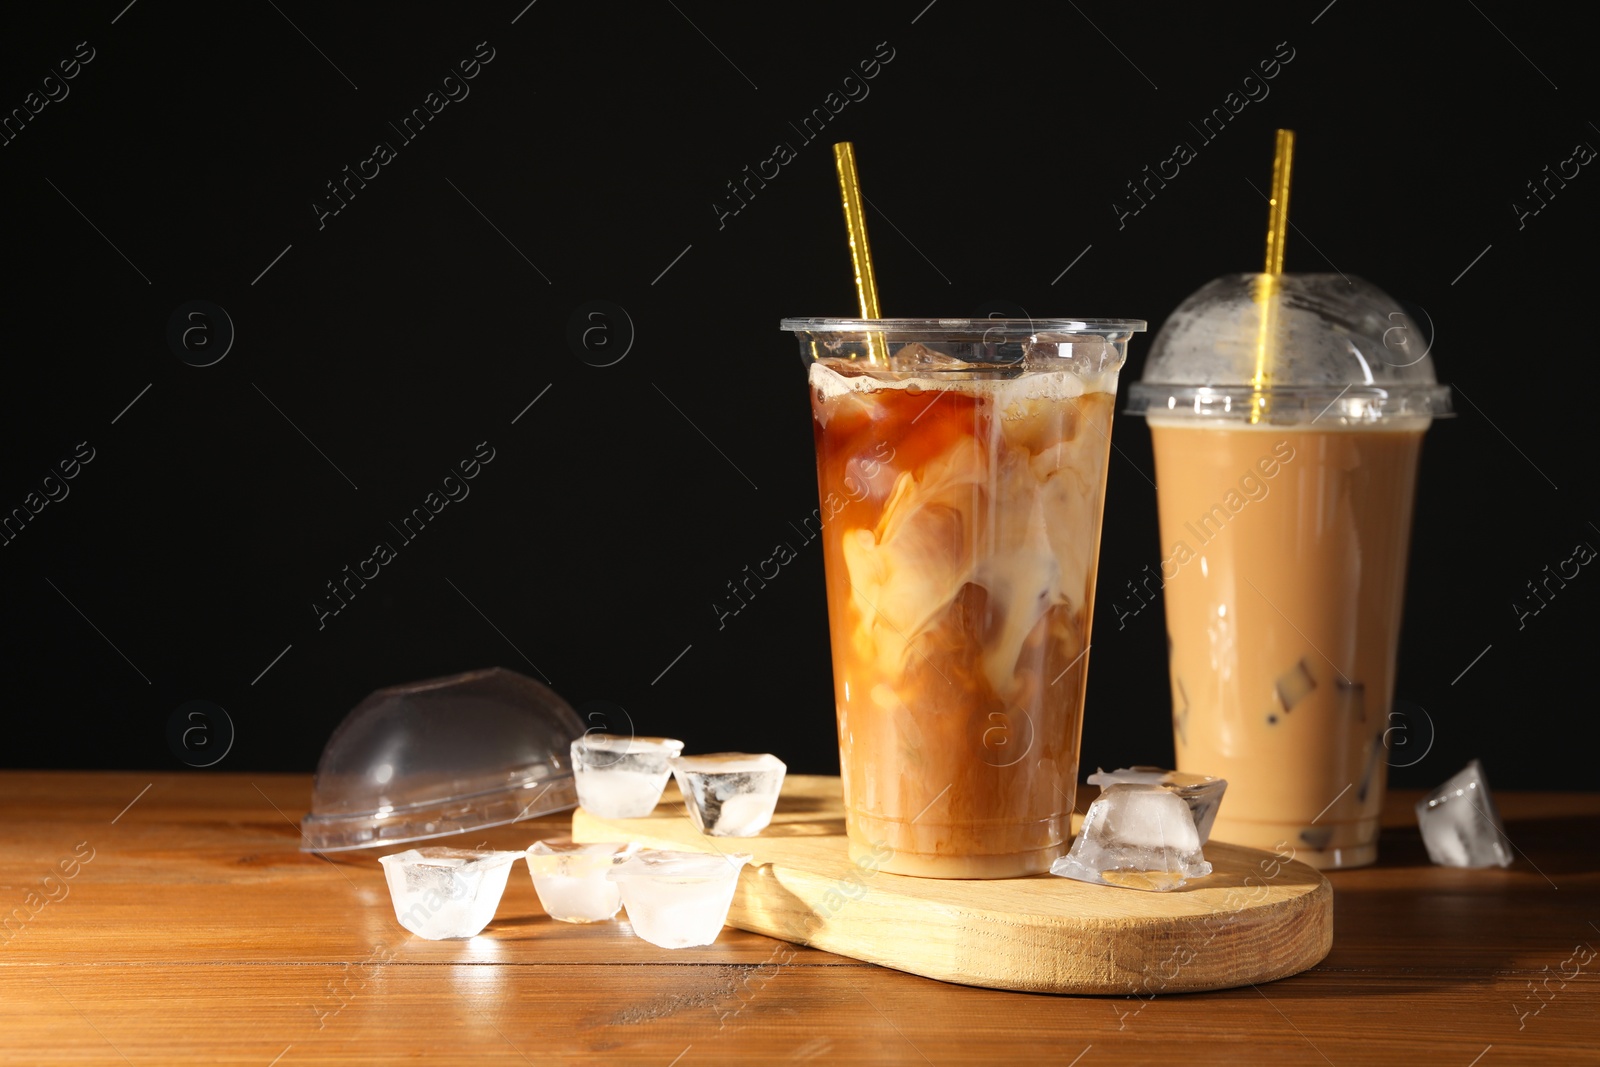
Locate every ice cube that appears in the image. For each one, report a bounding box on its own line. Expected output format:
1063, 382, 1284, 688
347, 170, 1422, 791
579, 769, 672, 816
378, 847, 522, 939
608, 848, 752, 949
889, 341, 975, 374
525, 838, 639, 923
1022, 337, 1120, 376
1085, 766, 1228, 844
1415, 759, 1513, 868
1275, 658, 1317, 711
671, 753, 787, 837
1051, 784, 1212, 892
572, 734, 684, 818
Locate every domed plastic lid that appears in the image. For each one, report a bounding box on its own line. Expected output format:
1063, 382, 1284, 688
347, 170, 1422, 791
300, 668, 585, 853
1126, 274, 1452, 424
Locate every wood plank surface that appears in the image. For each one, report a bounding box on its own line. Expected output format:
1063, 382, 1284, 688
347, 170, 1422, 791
573, 776, 1332, 994
1, 771, 1597, 1065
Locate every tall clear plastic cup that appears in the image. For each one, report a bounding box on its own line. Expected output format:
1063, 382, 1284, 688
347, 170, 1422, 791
782, 317, 1145, 878
1126, 275, 1451, 868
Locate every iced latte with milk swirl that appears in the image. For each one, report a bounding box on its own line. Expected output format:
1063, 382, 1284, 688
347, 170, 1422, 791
786, 318, 1142, 878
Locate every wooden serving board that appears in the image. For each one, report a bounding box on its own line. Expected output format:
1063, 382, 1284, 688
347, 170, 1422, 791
573, 775, 1332, 995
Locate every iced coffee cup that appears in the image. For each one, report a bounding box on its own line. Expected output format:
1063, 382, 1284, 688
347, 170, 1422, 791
782, 317, 1145, 878
1126, 275, 1451, 868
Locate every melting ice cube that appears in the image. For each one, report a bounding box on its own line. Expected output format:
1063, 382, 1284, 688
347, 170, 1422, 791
1275, 658, 1317, 712
1051, 784, 1212, 892
671, 753, 787, 837
572, 734, 684, 818
608, 848, 751, 949
378, 847, 522, 939
888, 341, 976, 375
1086, 766, 1228, 844
1022, 337, 1121, 375
1415, 759, 1513, 868
525, 838, 639, 923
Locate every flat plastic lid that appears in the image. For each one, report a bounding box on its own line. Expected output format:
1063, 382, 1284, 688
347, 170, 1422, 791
1126, 274, 1451, 424
300, 668, 585, 853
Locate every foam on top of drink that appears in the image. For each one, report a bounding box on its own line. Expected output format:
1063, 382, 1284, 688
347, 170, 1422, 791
809, 359, 1119, 412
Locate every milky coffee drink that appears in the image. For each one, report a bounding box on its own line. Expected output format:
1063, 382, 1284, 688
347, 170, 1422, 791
1129, 276, 1450, 869
784, 318, 1144, 878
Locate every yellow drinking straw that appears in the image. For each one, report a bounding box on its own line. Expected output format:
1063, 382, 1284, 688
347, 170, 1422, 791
833, 142, 882, 319
1263, 128, 1295, 275
1252, 129, 1295, 423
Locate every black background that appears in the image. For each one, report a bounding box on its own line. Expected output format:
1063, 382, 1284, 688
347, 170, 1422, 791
1, 1, 1593, 790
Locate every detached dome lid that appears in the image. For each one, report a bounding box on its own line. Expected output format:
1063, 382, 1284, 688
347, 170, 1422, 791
300, 668, 584, 853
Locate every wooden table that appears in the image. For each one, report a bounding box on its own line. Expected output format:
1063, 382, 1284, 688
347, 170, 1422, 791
2, 773, 1595, 1065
